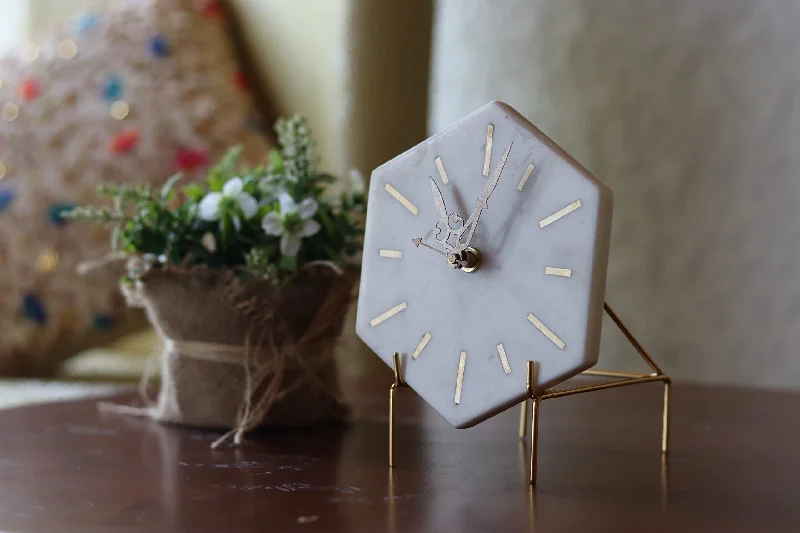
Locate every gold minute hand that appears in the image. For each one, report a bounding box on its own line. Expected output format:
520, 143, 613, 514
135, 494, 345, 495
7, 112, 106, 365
480, 141, 513, 208
456, 142, 513, 251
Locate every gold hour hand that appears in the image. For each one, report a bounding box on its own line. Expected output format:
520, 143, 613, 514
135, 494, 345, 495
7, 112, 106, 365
429, 177, 449, 223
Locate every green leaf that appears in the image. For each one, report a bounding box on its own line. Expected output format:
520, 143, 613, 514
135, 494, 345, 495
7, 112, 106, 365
279, 254, 298, 271
317, 209, 334, 235
220, 215, 232, 252
215, 145, 243, 175
183, 184, 206, 203
268, 149, 284, 174
258, 204, 274, 219
207, 172, 226, 193
160, 173, 182, 201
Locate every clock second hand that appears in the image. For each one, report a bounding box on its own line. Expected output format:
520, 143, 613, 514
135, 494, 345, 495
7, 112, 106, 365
412, 238, 458, 264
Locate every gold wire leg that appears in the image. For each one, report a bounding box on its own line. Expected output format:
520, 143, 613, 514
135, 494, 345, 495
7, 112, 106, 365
661, 379, 671, 454
519, 399, 528, 440
603, 302, 662, 374
529, 397, 540, 485
526, 361, 540, 485
389, 382, 398, 467
389, 352, 404, 468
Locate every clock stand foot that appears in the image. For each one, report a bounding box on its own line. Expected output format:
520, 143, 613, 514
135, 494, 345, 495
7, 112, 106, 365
519, 301, 672, 485
388, 352, 408, 468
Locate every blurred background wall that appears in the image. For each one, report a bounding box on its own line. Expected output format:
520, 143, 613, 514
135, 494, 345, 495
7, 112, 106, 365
2, 0, 799, 390
431, 0, 800, 389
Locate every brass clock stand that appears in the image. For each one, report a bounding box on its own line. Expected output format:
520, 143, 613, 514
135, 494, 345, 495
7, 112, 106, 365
388, 302, 671, 485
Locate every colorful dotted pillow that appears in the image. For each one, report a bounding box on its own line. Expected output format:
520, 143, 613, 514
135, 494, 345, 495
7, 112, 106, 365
0, 0, 272, 374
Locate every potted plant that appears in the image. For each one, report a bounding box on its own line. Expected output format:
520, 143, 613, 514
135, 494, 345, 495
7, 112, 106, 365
70, 116, 364, 447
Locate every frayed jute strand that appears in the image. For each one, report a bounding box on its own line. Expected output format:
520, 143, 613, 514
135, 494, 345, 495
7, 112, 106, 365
76, 252, 129, 275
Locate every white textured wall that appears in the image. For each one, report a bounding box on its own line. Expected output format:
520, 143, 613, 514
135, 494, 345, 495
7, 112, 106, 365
431, 0, 800, 389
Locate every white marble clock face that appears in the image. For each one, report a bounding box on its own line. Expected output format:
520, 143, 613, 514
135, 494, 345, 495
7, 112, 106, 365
356, 101, 613, 429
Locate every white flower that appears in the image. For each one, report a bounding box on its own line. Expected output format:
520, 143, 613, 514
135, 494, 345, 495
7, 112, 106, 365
261, 192, 321, 256
198, 177, 258, 230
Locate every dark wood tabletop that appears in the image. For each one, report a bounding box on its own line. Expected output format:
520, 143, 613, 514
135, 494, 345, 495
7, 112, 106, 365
0, 375, 798, 533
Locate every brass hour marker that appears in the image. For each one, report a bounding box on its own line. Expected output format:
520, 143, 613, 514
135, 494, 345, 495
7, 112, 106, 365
454, 351, 467, 404
527, 313, 565, 350
483, 124, 494, 176
517, 163, 535, 191
412, 332, 431, 359
379, 249, 402, 259
370, 302, 407, 327
497, 343, 512, 374
384, 183, 419, 215
545, 267, 572, 277
539, 200, 582, 228
435, 157, 449, 185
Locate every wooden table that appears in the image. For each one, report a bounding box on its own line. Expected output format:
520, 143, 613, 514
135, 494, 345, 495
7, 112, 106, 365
0, 377, 797, 532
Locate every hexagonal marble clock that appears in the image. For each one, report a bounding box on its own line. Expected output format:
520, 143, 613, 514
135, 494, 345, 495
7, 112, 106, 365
356, 101, 613, 429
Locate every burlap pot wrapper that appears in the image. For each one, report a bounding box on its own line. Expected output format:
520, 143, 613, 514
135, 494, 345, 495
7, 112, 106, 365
106, 265, 353, 447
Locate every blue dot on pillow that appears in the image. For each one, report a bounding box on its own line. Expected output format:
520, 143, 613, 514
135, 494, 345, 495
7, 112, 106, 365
150, 36, 170, 58
22, 292, 47, 325
0, 187, 14, 212
74, 12, 100, 34
48, 203, 76, 226
102, 75, 124, 101
91, 312, 114, 331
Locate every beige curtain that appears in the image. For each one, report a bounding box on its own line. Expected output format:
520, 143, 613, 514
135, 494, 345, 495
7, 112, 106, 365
230, 0, 432, 179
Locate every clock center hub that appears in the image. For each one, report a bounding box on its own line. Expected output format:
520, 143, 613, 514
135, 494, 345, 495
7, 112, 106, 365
448, 246, 481, 273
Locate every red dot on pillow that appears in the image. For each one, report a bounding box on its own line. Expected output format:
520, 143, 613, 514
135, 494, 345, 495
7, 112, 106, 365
110, 129, 140, 154
200, 1, 224, 19
19, 79, 40, 101
175, 148, 208, 172
234, 71, 250, 93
